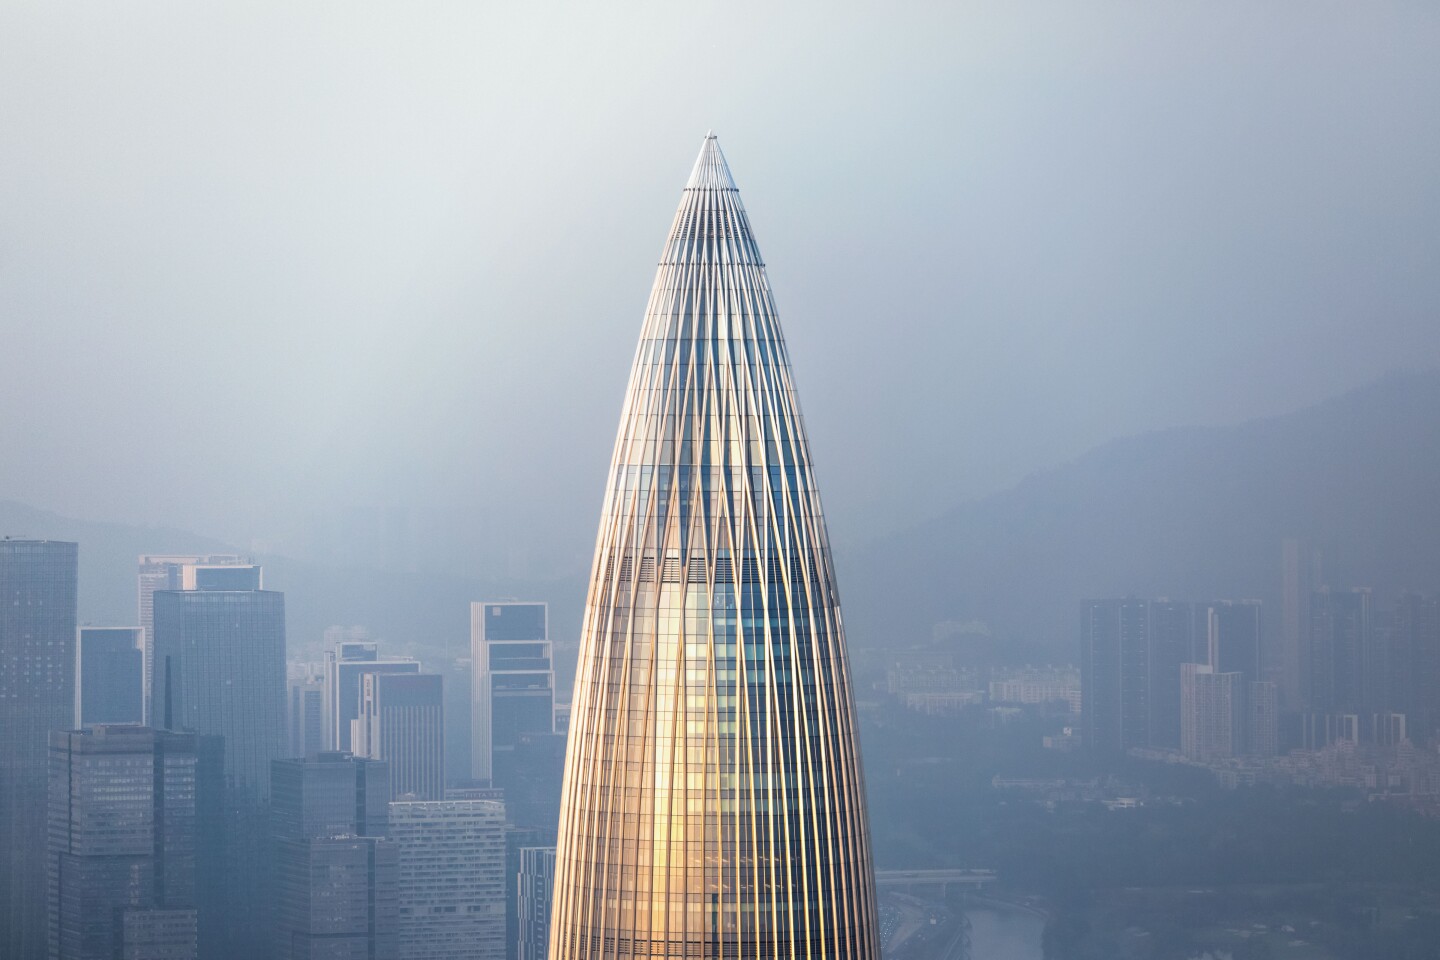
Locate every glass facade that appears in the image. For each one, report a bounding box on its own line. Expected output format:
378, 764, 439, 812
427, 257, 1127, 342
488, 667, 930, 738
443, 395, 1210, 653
151, 585, 287, 799
46, 725, 199, 960
79, 626, 144, 725
1, 539, 78, 960
550, 137, 879, 960
472, 602, 555, 785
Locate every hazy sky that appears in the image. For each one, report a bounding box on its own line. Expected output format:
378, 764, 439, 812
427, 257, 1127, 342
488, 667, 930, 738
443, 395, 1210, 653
2, 2, 1438, 579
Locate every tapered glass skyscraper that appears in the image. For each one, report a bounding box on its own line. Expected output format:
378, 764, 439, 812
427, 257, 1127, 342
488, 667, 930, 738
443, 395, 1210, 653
550, 137, 878, 960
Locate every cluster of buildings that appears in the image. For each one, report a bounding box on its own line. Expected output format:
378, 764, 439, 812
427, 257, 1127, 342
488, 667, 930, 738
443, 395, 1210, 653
886, 657, 1080, 717
1, 540, 564, 960
1081, 552, 1440, 789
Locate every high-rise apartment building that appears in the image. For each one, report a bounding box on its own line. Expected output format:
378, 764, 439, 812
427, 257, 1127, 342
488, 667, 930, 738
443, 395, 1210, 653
1248, 680, 1279, 757
549, 137, 879, 959
137, 555, 247, 724
1181, 663, 1245, 761
388, 798, 506, 960
1080, 599, 1198, 753
324, 640, 421, 752
47, 725, 199, 960
470, 602, 554, 786
78, 626, 144, 726
355, 672, 445, 800
516, 847, 556, 960
272, 753, 396, 960
2, 538, 78, 960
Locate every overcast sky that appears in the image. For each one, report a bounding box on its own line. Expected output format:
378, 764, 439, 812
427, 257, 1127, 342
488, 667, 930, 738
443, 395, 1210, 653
2, 1, 1437, 579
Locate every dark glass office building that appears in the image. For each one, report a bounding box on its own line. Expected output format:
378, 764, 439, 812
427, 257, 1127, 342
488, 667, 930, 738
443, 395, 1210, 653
47, 725, 199, 960
151, 564, 284, 960
1, 539, 78, 960
273, 753, 396, 960
78, 626, 144, 726
151, 569, 285, 798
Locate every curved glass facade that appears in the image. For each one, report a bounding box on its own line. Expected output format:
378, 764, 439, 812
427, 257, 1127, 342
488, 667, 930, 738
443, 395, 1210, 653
550, 137, 879, 960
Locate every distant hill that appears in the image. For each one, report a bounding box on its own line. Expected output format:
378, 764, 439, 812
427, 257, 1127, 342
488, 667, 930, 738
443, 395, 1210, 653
839, 370, 1440, 656
9, 370, 1439, 670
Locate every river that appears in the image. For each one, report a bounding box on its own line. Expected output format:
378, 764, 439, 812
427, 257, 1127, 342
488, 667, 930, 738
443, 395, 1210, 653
964, 900, 1045, 960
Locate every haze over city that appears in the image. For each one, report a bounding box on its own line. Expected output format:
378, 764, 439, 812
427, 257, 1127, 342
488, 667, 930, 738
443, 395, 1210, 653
5, 5, 1440, 960
4, 2, 1437, 583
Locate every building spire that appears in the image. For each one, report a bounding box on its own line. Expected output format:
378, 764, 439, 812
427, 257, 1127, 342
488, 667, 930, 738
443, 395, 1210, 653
685, 131, 737, 191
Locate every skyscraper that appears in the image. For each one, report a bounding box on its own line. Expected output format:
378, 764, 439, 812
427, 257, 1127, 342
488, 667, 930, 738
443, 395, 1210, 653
1181, 663, 1245, 761
151, 563, 284, 960
78, 626, 145, 726
47, 725, 199, 960
1308, 587, 1372, 714
272, 753, 397, 960
1080, 598, 1198, 753
388, 798, 506, 960
549, 137, 879, 959
137, 554, 247, 724
324, 640, 421, 753
471, 602, 554, 786
1205, 599, 1263, 681
287, 674, 326, 758
355, 672, 445, 801
516, 847, 556, 960
1, 538, 78, 960
151, 564, 284, 798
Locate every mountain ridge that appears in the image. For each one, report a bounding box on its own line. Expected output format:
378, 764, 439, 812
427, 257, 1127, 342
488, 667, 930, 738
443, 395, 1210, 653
839, 369, 1440, 653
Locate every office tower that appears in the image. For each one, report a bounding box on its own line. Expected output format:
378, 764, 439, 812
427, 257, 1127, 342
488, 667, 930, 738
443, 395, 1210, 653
276, 837, 397, 960
273, 754, 396, 960
78, 626, 144, 725
1248, 680, 1279, 757
516, 847, 556, 960
151, 564, 283, 797
1205, 599, 1262, 680
355, 672, 445, 801
288, 675, 326, 758
443, 655, 473, 783
150, 563, 283, 960
1080, 598, 1197, 753
47, 726, 199, 960
504, 826, 546, 960
1308, 587, 1372, 714
272, 752, 390, 839
550, 137, 879, 960
499, 730, 566, 833
388, 799, 506, 960
324, 640, 421, 752
471, 602, 554, 786
137, 555, 247, 724
2, 539, 78, 960
1181, 663, 1244, 761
